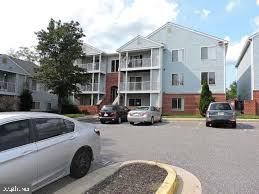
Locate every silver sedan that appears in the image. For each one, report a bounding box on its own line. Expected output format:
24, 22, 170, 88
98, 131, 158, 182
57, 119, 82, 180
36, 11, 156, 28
127, 106, 162, 125
0, 112, 100, 192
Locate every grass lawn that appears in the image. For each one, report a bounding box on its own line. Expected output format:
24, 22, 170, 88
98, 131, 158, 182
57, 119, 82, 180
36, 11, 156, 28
237, 115, 259, 119
64, 114, 86, 118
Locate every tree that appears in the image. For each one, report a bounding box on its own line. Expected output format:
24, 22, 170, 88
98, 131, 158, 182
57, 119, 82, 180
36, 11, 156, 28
199, 82, 214, 116
8, 46, 39, 63
20, 89, 33, 111
226, 81, 237, 100
34, 18, 89, 113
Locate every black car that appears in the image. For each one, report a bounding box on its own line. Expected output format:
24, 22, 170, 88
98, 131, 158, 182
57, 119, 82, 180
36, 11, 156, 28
98, 105, 129, 124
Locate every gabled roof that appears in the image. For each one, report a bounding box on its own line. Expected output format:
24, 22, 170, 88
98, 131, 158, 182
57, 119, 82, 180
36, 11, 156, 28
8, 56, 38, 75
117, 35, 164, 52
235, 32, 259, 68
147, 22, 227, 43
82, 43, 104, 55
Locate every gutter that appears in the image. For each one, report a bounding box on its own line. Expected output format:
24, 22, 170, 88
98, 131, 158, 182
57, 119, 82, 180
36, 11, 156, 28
235, 38, 252, 68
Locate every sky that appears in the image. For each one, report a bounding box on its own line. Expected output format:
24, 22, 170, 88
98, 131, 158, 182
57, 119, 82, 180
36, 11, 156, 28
0, 0, 258, 87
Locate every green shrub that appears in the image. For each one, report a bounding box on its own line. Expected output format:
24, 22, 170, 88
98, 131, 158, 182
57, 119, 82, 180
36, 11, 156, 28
61, 103, 81, 114
20, 89, 33, 111
199, 82, 214, 116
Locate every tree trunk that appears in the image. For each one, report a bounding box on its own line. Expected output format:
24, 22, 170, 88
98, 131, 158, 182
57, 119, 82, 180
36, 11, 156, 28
58, 95, 63, 114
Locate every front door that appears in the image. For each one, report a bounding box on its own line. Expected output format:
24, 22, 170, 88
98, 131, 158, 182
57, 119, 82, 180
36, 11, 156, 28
111, 86, 118, 103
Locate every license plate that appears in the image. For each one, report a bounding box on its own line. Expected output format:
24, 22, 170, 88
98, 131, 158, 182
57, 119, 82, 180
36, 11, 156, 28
218, 112, 224, 116
134, 113, 139, 116
104, 113, 108, 117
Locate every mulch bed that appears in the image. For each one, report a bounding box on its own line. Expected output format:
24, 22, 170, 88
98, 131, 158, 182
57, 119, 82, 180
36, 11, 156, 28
85, 163, 167, 194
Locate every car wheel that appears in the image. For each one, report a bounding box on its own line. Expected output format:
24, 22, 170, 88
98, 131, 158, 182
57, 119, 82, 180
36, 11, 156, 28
117, 117, 122, 124
100, 120, 105, 124
150, 117, 154, 125
70, 148, 92, 178
130, 122, 134, 125
206, 122, 210, 127
232, 122, 236, 128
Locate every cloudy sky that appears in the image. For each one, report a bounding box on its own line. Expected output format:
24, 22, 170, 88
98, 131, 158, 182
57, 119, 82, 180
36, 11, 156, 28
0, 0, 258, 87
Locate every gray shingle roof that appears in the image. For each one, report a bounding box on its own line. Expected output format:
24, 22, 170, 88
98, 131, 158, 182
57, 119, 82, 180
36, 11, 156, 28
9, 56, 38, 75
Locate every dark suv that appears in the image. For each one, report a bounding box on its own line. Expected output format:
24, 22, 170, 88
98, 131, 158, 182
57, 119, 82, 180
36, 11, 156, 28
98, 105, 129, 124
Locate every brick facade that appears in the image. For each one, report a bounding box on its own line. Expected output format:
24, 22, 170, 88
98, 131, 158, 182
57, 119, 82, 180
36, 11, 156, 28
79, 73, 120, 114
243, 90, 259, 115
244, 100, 256, 115
162, 93, 226, 115
103, 72, 119, 105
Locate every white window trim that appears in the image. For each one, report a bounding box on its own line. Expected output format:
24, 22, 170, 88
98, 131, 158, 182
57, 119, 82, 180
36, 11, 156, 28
172, 73, 184, 86
201, 72, 216, 85
32, 101, 41, 110
171, 48, 185, 63
200, 45, 217, 60
111, 59, 119, 73
172, 98, 184, 111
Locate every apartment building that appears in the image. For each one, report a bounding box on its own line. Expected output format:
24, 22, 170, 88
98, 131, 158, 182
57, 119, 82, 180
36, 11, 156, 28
76, 22, 228, 114
236, 32, 259, 115
0, 54, 58, 111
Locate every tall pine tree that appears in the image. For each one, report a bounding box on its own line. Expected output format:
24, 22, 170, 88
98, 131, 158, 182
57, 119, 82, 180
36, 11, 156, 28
199, 82, 214, 116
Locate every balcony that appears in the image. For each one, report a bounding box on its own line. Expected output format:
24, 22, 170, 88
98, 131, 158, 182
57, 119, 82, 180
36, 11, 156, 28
120, 81, 159, 92
120, 58, 152, 69
80, 83, 104, 93
0, 81, 15, 93
79, 63, 100, 72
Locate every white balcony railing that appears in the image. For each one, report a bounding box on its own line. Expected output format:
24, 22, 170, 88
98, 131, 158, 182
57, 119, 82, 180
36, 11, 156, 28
0, 81, 15, 93
80, 83, 104, 92
79, 63, 99, 71
121, 58, 151, 69
120, 81, 159, 91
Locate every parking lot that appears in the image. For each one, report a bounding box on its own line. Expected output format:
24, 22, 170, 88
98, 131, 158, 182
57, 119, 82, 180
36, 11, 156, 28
35, 120, 259, 194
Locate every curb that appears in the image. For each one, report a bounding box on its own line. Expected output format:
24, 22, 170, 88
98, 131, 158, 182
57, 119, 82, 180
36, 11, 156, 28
121, 160, 177, 194
54, 161, 201, 194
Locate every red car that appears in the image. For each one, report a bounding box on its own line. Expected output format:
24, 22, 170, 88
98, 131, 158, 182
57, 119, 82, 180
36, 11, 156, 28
98, 105, 129, 124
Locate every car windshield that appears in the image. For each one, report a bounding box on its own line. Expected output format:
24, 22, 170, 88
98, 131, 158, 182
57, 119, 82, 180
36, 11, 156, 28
210, 103, 231, 110
134, 107, 150, 111
101, 106, 116, 111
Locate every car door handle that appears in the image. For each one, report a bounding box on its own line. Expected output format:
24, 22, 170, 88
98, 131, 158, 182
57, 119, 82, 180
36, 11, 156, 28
69, 135, 76, 140
22, 150, 34, 156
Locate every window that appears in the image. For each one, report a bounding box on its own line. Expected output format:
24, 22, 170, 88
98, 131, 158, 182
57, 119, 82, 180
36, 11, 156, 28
201, 72, 215, 85
32, 80, 37, 91
32, 102, 40, 109
129, 99, 141, 106
172, 49, 184, 62
172, 74, 184, 86
34, 118, 69, 141
111, 59, 119, 72
201, 46, 216, 60
0, 120, 30, 152
47, 103, 51, 110
172, 98, 184, 111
